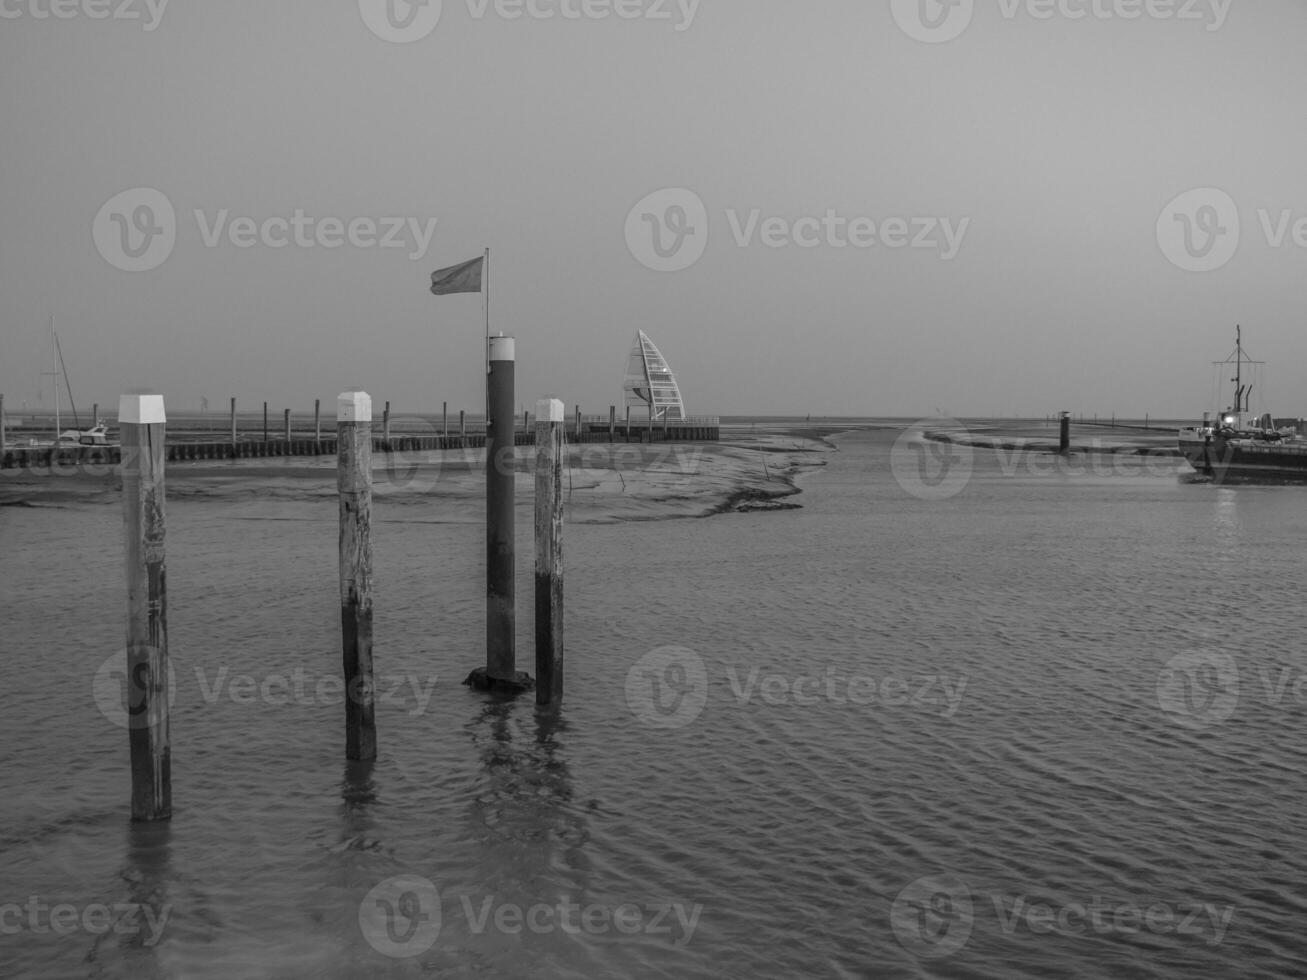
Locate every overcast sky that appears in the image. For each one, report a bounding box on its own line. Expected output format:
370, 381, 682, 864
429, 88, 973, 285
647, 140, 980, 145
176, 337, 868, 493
2, 0, 1305, 420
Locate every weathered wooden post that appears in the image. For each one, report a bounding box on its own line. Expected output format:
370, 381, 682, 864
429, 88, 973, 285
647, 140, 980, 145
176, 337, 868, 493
263, 402, 268, 443
523, 408, 529, 435
460, 410, 466, 442
535, 398, 565, 706
314, 399, 321, 443
337, 391, 376, 761
609, 405, 616, 442
383, 401, 391, 445
120, 393, 171, 822
283, 408, 291, 451
625, 406, 631, 443
467, 336, 530, 692
230, 397, 237, 448
574, 405, 581, 441
93, 401, 99, 425
1059, 411, 1071, 456
442, 402, 448, 438
0, 393, 6, 450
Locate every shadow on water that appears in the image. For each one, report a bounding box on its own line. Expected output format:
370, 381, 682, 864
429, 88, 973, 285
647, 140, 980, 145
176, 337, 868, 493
337, 759, 380, 852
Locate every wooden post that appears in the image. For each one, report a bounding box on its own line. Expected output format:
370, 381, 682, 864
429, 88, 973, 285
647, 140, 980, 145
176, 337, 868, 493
459, 410, 466, 441
647, 406, 654, 442
443, 401, 448, 438
609, 405, 615, 442
574, 405, 581, 441
263, 402, 268, 443
93, 401, 99, 425
535, 398, 565, 706
283, 408, 291, 450
1059, 412, 1071, 455
523, 408, 529, 434
467, 336, 529, 692
625, 406, 631, 443
337, 391, 376, 761
230, 397, 237, 447
314, 399, 321, 442
0, 393, 6, 449
383, 402, 391, 444
120, 393, 171, 822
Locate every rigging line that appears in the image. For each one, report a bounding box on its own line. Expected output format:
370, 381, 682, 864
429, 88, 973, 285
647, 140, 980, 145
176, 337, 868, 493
54, 330, 80, 430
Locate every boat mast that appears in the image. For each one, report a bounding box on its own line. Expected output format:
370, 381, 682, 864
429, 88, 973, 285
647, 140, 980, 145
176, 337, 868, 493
54, 329, 80, 430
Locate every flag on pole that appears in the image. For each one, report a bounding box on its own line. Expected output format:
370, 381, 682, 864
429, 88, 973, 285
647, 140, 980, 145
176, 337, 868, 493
429, 256, 485, 295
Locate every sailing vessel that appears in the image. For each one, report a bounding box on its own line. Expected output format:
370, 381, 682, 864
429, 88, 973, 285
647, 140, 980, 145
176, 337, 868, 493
1177, 326, 1307, 482
623, 330, 686, 422
36, 317, 111, 447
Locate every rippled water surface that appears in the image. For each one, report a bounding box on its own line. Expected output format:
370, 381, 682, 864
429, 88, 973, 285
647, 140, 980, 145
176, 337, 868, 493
2, 429, 1306, 978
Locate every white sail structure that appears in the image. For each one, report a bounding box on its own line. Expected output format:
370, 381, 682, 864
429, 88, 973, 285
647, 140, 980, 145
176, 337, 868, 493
623, 330, 686, 421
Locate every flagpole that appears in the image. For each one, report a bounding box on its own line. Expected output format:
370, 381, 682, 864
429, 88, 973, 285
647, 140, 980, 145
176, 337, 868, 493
484, 247, 491, 426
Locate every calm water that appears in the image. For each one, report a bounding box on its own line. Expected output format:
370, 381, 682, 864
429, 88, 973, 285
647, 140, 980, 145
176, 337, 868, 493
2, 429, 1305, 978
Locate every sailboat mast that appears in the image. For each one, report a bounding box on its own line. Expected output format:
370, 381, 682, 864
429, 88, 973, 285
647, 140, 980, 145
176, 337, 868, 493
54, 329, 79, 430
51, 316, 59, 438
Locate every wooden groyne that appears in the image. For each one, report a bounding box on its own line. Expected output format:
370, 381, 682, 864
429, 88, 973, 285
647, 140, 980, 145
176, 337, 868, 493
0, 417, 721, 470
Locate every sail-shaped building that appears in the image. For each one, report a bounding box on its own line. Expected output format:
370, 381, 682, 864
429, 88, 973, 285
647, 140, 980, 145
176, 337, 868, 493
623, 331, 686, 422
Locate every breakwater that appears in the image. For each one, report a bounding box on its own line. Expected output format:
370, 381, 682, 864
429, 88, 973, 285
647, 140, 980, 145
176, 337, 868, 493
0, 422, 721, 470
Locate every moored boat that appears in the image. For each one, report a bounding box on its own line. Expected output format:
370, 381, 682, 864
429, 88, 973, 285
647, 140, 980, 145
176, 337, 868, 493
1178, 327, 1307, 483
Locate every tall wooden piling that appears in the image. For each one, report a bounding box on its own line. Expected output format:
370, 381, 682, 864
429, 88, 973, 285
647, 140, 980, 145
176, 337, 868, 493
93, 402, 98, 424
314, 399, 321, 442
468, 335, 531, 692
230, 398, 237, 447
0, 393, 6, 450
609, 405, 615, 442
535, 398, 565, 706
263, 402, 268, 443
337, 391, 376, 761
460, 410, 466, 440
283, 409, 291, 450
120, 393, 171, 822
442, 402, 448, 438
523, 408, 529, 434
625, 406, 631, 443
1059, 412, 1071, 455
383, 402, 391, 444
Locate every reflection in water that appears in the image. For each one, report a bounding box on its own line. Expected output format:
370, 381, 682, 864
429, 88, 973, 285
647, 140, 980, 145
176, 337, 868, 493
87, 819, 173, 976
337, 759, 380, 852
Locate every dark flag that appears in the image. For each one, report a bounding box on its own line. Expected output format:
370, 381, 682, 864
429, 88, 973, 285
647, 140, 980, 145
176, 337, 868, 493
429, 256, 484, 295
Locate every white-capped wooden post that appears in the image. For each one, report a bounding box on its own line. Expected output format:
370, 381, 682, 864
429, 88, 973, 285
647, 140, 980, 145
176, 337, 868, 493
337, 391, 376, 760
120, 393, 171, 822
535, 398, 565, 706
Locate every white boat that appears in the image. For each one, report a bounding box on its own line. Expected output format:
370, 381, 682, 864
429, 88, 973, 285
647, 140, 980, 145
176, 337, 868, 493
58, 420, 111, 446
31, 316, 115, 448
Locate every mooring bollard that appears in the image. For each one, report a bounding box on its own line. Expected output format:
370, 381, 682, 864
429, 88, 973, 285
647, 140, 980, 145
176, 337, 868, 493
467, 336, 531, 693
120, 393, 171, 822
535, 398, 565, 706
1059, 411, 1071, 455
337, 390, 376, 761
